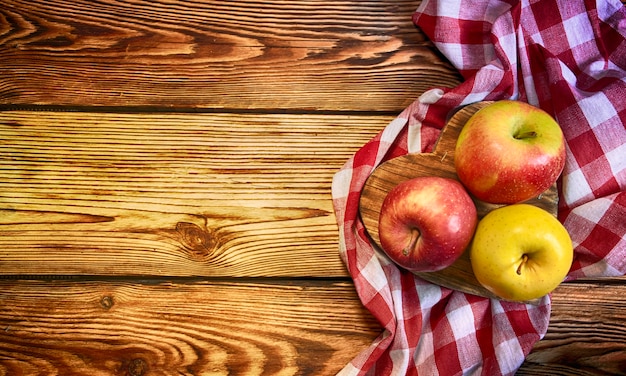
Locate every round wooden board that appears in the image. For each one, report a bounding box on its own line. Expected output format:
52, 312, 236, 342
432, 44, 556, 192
359, 101, 559, 303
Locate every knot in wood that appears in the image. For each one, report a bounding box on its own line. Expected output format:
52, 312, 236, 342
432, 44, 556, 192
128, 358, 148, 376
176, 222, 215, 256
100, 295, 114, 310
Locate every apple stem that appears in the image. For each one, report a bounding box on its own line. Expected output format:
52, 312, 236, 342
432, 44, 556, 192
517, 254, 529, 275
403, 228, 420, 256
514, 130, 537, 140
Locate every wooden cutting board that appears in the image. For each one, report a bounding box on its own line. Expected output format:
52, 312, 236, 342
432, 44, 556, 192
359, 101, 559, 302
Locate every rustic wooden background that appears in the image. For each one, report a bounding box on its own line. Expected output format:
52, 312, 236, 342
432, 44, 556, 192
1, 0, 624, 375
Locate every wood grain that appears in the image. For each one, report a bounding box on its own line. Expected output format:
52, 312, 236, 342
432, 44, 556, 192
0, 279, 382, 375
0, 0, 461, 110
0, 110, 388, 277
359, 102, 558, 302
0, 279, 624, 375
519, 281, 626, 376
2, 0, 625, 374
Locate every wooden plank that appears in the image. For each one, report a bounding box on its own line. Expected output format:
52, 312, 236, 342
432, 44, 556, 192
0, 279, 624, 375
519, 281, 626, 375
0, 279, 382, 375
0, 110, 388, 277
0, 0, 461, 110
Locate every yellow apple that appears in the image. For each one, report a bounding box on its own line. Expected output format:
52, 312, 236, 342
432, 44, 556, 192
470, 204, 573, 302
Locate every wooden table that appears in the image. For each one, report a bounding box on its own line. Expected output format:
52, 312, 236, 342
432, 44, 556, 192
1, 1, 624, 374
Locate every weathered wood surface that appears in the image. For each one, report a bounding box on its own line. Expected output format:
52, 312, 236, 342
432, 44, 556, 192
0, 279, 382, 376
0, 279, 624, 375
519, 281, 626, 376
0, 0, 460, 111
1, 0, 625, 374
0, 111, 385, 277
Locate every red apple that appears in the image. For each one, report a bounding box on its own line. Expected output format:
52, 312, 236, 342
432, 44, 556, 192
377, 176, 477, 272
454, 100, 566, 204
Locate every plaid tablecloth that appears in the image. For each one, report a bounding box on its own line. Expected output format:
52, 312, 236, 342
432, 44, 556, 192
331, 1, 626, 375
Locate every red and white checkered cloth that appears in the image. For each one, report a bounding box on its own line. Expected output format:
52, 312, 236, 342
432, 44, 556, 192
331, 0, 626, 375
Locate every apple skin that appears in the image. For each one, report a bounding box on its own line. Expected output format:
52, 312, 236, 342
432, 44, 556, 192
378, 176, 478, 272
454, 100, 566, 204
470, 204, 573, 302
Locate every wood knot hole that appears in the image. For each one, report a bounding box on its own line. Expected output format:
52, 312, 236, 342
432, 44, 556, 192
128, 358, 148, 376
100, 295, 114, 310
